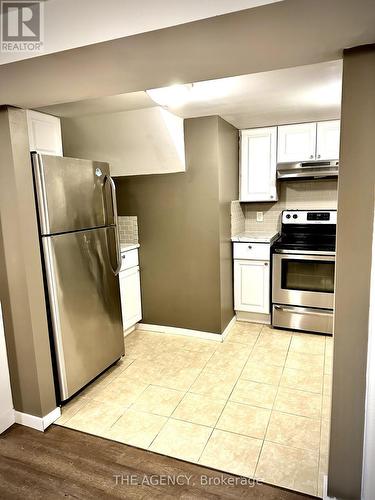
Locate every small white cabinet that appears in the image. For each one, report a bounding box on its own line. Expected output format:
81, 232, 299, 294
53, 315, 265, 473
119, 248, 142, 331
316, 120, 340, 160
234, 259, 270, 314
239, 127, 277, 202
277, 120, 340, 163
277, 122, 317, 163
233, 243, 270, 315
26, 110, 63, 156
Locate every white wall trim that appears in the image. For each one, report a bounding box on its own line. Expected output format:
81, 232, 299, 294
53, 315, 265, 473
14, 407, 61, 432
0, 408, 15, 434
236, 310, 271, 324
137, 316, 236, 343
362, 201, 375, 500
323, 475, 337, 500
221, 316, 236, 341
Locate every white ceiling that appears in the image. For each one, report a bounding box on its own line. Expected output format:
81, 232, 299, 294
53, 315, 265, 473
162, 60, 343, 128
39, 60, 342, 129
0, 0, 282, 65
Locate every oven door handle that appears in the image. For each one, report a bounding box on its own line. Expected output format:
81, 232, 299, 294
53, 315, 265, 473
274, 305, 333, 317
273, 252, 335, 262
274, 249, 336, 256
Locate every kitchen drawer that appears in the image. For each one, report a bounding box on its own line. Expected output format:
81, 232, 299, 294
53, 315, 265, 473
120, 248, 139, 271
273, 305, 333, 335
233, 242, 270, 261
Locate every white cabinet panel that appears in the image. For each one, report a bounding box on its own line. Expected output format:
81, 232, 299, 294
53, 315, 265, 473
120, 249, 139, 272
26, 110, 63, 156
119, 266, 142, 330
0, 304, 14, 434
277, 122, 317, 163
316, 120, 340, 160
234, 259, 270, 314
233, 242, 270, 261
240, 127, 277, 202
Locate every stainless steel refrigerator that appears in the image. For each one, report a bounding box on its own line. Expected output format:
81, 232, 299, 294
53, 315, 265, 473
31, 153, 124, 401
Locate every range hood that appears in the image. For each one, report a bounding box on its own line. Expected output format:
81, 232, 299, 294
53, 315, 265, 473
277, 160, 339, 180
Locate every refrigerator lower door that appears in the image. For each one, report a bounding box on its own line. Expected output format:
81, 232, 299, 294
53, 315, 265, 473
42, 227, 124, 401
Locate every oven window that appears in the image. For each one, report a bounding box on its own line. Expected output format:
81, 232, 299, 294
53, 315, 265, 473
281, 259, 335, 293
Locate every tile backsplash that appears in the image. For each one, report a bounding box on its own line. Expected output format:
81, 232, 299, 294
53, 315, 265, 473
231, 200, 246, 235
118, 216, 139, 245
231, 179, 338, 235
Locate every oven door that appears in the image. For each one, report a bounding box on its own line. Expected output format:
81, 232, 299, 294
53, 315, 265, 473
272, 252, 335, 309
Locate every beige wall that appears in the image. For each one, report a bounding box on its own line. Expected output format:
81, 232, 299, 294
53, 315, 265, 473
62, 107, 185, 176
231, 178, 338, 235
116, 116, 237, 333
328, 46, 375, 499
0, 107, 56, 417
218, 118, 239, 330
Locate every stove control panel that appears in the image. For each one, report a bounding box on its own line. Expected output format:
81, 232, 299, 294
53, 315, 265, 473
282, 210, 337, 224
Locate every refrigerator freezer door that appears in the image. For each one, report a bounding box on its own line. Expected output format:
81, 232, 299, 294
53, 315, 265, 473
32, 153, 114, 235
43, 227, 124, 400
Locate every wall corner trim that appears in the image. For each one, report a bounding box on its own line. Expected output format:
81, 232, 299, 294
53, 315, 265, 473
137, 317, 236, 342
221, 316, 236, 341
323, 475, 337, 500
0, 408, 15, 434
14, 407, 61, 432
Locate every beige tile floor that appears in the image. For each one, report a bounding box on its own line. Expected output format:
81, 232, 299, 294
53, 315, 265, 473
56, 321, 333, 497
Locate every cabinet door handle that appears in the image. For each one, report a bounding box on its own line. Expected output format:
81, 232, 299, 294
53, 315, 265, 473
309, 155, 314, 159
264, 262, 268, 266
248, 245, 252, 249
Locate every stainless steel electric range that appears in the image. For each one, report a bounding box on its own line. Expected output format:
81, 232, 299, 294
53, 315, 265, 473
272, 209, 336, 335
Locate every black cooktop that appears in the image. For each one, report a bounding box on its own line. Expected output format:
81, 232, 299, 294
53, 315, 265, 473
273, 224, 336, 253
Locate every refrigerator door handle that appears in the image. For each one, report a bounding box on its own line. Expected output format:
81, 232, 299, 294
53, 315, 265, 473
104, 175, 122, 275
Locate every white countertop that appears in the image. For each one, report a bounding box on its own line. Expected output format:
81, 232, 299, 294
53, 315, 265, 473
231, 231, 279, 244
120, 243, 140, 252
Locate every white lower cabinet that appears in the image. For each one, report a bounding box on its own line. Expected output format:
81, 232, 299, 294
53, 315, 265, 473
234, 259, 270, 313
119, 249, 142, 330
233, 242, 271, 315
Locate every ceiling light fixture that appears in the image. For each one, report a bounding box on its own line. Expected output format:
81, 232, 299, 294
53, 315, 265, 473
146, 77, 236, 109
146, 84, 193, 108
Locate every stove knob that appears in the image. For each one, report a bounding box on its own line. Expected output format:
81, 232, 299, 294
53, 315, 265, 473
293, 214, 298, 219
286, 214, 291, 219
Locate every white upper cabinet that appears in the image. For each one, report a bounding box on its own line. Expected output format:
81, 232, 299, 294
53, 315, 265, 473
277, 122, 317, 163
240, 127, 277, 202
26, 110, 63, 156
277, 120, 340, 163
316, 120, 340, 160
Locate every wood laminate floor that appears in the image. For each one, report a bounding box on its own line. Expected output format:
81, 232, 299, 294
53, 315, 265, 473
0, 424, 314, 499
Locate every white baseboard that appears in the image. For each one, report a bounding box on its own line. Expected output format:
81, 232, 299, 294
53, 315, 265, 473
0, 408, 15, 434
221, 316, 236, 341
123, 324, 136, 338
14, 406, 61, 432
137, 316, 236, 342
236, 311, 271, 324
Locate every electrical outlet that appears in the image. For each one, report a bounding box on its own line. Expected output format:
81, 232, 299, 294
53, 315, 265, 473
256, 212, 264, 222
